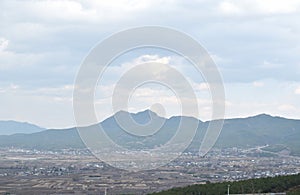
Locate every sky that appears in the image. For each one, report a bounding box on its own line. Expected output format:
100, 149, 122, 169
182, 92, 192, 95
0, 0, 300, 128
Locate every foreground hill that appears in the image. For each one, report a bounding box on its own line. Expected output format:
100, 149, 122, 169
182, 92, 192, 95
150, 173, 300, 195
0, 111, 299, 155
0, 120, 45, 135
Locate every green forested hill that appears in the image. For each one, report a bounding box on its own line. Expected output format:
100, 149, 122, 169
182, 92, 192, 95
150, 173, 300, 195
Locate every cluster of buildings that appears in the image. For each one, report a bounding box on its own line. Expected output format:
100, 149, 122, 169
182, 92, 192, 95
0, 147, 299, 194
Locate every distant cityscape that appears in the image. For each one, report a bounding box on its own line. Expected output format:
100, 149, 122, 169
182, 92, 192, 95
0, 147, 299, 194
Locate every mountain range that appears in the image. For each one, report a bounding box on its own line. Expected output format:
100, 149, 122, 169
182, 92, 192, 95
0, 110, 299, 156
0, 120, 45, 135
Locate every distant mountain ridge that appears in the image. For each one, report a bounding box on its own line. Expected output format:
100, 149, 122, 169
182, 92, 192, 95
0, 120, 45, 135
0, 111, 300, 156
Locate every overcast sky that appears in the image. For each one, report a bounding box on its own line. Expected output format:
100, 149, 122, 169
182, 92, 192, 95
1, 0, 300, 128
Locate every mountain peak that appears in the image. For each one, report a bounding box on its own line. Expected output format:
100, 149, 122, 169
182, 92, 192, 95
102, 109, 162, 126
254, 113, 273, 118
114, 110, 130, 115
114, 109, 158, 117
134, 109, 158, 116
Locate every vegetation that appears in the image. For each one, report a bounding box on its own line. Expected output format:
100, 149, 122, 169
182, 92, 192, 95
262, 144, 289, 153
150, 173, 300, 195
1, 113, 300, 156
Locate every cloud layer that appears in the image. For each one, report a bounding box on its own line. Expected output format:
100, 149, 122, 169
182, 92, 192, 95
0, 0, 300, 128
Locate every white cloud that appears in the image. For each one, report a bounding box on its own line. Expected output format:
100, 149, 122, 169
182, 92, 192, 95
253, 0, 300, 14
104, 55, 172, 78
0, 86, 75, 128
209, 53, 229, 65
219, 0, 300, 15
261, 60, 282, 69
135, 55, 171, 65
193, 82, 210, 91
253, 81, 264, 87
219, 1, 242, 15
0, 0, 163, 25
93, 54, 215, 121
0, 48, 49, 70
278, 104, 296, 112
295, 87, 300, 95
0, 83, 20, 93
34, 85, 74, 96
0, 38, 9, 51
10, 83, 19, 90
1, 0, 300, 127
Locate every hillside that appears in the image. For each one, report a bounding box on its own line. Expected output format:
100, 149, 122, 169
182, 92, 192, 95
150, 173, 300, 195
0, 120, 45, 135
0, 111, 299, 156
214, 114, 300, 155
0, 127, 84, 150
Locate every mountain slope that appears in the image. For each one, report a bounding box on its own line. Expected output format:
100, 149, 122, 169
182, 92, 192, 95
150, 173, 300, 195
213, 114, 300, 155
0, 127, 84, 150
0, 111, 299, 156
0, 120, 45, 135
